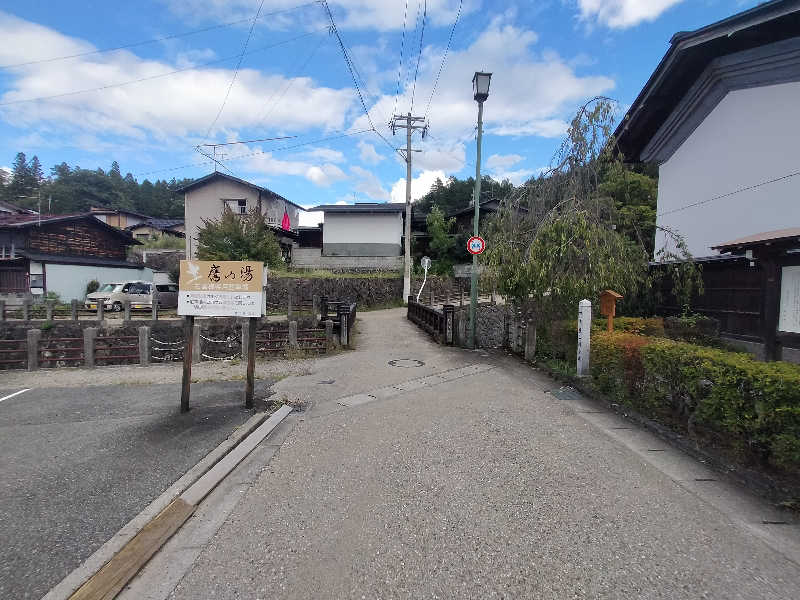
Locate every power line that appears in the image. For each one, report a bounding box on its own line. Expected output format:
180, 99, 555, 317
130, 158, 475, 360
198, 135, 297, 147
202, 0, 267, 140
0, 2, 321, 70
424, 0, 462, 120
657, 170, 800, 218
321, 1, 401, 158
409, 0, 427, 114
254, 32, 328, 129
0, 30, 325, 107
392, 0, 410, 119
136, 128, 372, 177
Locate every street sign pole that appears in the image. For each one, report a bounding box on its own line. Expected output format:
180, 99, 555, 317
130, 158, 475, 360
469, 100, 485, 349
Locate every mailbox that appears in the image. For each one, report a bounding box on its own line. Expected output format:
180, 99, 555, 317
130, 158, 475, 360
599, 290, 623, 331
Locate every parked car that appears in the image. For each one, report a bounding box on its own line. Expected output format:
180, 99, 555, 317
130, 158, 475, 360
85, 281, 179, 311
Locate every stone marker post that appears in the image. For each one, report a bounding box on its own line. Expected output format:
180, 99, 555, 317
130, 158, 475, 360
96, 300, 104, 322
312, 295, 320, 321
22, 300, 31, 321
138, 326, 150, 365
123, 300, 131, 322
324, 319, 334, 348
84, 327, 97, 368
525, 319, 537, 363
46, 301, 54, 321
443, 304, 455, 345
338, 304, 349, 347
151, 292, 159, 321
288, 320, 298, 349
577, 299, 592, 377
70, 299, 78, 321
287, 281, 294, 319
27, 329, 41, 370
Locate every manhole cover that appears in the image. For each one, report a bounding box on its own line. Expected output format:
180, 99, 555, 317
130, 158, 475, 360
388, 359, 425, 368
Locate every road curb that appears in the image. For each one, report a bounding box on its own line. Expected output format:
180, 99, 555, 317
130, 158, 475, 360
42, 410, 269, 600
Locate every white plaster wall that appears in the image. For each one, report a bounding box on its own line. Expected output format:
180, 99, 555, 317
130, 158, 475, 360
184, 179, 300, 257
655, 81, 800, 258
45, 264, 153, 301
323, 213, 402, 245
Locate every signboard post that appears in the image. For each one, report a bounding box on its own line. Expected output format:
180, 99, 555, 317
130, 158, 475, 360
178, 260, 265, 411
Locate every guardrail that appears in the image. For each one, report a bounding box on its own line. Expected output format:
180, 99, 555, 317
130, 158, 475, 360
407, 297, 454, 345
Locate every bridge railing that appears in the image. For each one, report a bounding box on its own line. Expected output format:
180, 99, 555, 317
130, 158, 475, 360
407, 297, 454, 345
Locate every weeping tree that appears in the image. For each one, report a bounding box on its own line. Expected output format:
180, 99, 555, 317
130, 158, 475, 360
486, 97, 697, 341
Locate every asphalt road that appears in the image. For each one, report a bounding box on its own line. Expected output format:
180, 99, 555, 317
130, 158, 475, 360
0, 380, 270, 600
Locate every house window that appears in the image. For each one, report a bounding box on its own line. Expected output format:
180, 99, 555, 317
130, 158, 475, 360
135, 233, 151, 241
267, 215, 277, 225
223, 199, 247, 215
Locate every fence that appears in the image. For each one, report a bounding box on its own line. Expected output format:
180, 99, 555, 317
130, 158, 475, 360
0, 299, 174, 323
410, 279, 494, 307
0, 320, 337, 371
407, 298, 454, 345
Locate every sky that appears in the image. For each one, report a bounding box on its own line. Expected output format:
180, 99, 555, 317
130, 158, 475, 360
0, 0, 760, 225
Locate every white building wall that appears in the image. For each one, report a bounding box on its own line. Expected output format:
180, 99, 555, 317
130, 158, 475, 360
45, 263, 153, 301
323, 213, 402, 245
656, 81, 800, 258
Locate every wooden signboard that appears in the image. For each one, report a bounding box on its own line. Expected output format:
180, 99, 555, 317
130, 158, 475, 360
178, 260, 264, 318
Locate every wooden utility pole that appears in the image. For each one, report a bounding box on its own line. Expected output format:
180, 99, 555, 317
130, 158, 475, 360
243, 317, 258, 409
390, 113, 428, 304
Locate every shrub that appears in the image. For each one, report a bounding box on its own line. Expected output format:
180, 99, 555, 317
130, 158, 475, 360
664, 314, 720, 345
537, 316, 664, 361
590, 331, 800, 470
86, 280, 100, 295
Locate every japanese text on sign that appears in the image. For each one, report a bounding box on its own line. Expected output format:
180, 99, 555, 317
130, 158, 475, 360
179, 260, 264, 317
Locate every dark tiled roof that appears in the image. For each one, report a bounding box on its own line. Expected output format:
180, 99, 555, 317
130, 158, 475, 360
18, 251, 145, 268
90, 207, 152, 219
128, 218, 184, 231
0, 213, 140, 245
713, 228, 800, 250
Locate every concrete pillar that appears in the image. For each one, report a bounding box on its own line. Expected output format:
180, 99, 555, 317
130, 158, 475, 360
22, 300, 31, 321
0, 300, 5, 322
151, 293, 159, 321
138, 326, 150, 365
83, 327, 97, 368
27, 329, 40, 371
338, 305, 349, 347
524, 319, 537, 363
123, 300, 131, 322
324, 319, 334, 348
577, 299, 592, 378
96, 299, 104, 322
443, 304, 455, 345
70, 299, 78, 321
45, 301, 54, 321
312, 295, 320, 321
320, 295, 328, 321
288, 320, 298, 349
192, 324, 201, 363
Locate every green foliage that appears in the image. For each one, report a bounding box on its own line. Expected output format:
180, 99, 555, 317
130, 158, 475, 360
139, 234, 185, 250
195, 206, 283, 267
415, 175, 513, 219
425, 205, 456, 275
537, 317, 664, 362
85, 280, 100, 295
590, 331, 800, 470
0, 154, 187, 218
597, 162, 657, 256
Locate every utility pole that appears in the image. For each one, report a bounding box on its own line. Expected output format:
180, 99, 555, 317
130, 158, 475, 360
390, 113, 428, 303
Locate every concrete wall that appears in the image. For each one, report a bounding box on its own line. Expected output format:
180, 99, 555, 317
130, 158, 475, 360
292, 247, 403, 271
322, 212, 402, 257
184, 179, 300, 258
45, 263, 153, 301
656, 81, 800, 258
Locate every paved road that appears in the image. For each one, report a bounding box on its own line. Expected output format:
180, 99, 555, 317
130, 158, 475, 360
161, 309, 800, 600
0, 380, 269, 600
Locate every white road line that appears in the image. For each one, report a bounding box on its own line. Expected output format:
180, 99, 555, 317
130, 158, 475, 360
0, 388, 30, 403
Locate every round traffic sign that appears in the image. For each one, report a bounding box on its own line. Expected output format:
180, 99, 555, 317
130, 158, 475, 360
467, 236, 486, 255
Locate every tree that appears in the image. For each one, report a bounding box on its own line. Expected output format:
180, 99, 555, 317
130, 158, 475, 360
195, 206, 283, 267
425, 205, 456, 275
597, 162, 658, 255
29, 155, 44, 187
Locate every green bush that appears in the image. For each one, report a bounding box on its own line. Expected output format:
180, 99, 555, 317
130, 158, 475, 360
86, 279, 100, 295
664, 314, 720, 345
590, 331, 800, 470
537, 316, 664, 361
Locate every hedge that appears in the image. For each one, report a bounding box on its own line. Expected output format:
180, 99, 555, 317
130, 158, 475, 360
590, 331, 800, 470
537, 317, 664, 361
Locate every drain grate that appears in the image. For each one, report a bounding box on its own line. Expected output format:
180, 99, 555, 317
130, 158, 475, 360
388, 359, 425, 368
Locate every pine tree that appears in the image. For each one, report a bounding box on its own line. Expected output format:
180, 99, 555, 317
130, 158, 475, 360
29, 155, 44, 187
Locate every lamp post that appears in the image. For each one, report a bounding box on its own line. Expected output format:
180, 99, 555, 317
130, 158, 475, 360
468, 71, 491, 349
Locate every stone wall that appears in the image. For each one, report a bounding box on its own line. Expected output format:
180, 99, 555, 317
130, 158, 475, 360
267, 276, 403, 308
453, 304, 509, 349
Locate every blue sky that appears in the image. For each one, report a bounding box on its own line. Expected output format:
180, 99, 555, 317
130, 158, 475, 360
0, 0, 759, 224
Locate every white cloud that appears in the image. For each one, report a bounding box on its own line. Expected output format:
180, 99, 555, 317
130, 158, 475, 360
576, 0, 686, 29
488, 168, 535, 185
357, 140, 384, 165
0, 12, 354, 142
161, 0, 479, 32
486, 153, 523, 170
305, 148, 346, 164
390, 169, 446, 203
355, 16, 614, 149
351, 165, 390, 200
416, 141, 466, 173
242, 149, 346, 187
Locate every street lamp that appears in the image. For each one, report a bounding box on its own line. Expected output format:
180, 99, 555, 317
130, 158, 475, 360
468, 71, 491, 349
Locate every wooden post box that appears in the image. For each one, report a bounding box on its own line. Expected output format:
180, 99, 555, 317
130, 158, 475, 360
599, 290, 623, 332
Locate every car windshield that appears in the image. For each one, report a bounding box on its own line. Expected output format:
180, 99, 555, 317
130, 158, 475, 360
98, 284, 120, 292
